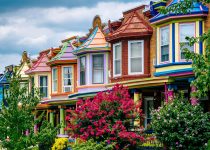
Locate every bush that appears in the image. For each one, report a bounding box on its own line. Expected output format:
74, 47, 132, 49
72, 139, 114, 150
151, 95, 210, 150
66, 84, 144, 149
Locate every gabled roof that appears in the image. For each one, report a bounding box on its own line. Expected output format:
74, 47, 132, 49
73, 27, 110, 55
25, 51, 51, 74
48, 37, 77, 65
107, 10, 153, 41
150, 0, 209, 24
0, 70, 12, 84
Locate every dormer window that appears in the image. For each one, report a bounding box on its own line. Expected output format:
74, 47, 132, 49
179, 23, 195, 60
160, 26, 169, 63
128, 40, 144, 74
113, 43, 121, 77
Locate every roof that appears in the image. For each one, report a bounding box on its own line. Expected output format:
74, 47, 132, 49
73, 27, 110, 55
150, 0, 209, 24
49, 37, 77, 65
0, 70, 12, 84
25, 51, 51, 74
107, 10, 153, 41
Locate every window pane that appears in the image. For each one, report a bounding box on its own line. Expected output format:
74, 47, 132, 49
115, 60, 121, 75
40, 87, 48, 98
161, 45, 169, 62
114, 45, 121, 59
161, 27, 169, 46
130, 42, 142, 57
80, 57, 86, 85
131, 58, 142, 73
40, 76, 47, 86
52, 69, 57, 92
180, 24, 194, 42
64, 79, 71, 86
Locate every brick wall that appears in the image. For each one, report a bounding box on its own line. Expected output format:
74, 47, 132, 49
110, 37, 151, 83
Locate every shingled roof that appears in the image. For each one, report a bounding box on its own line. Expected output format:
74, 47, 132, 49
48, 37, 77, 65
107, 9, 153, 42
150, 0, 209, 24
25, 51, 51, 74
73, 27, 110, 55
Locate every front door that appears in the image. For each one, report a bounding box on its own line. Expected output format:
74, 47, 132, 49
144, 97, 154, 128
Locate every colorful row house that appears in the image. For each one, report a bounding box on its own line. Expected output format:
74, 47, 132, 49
2, 0, 208, 136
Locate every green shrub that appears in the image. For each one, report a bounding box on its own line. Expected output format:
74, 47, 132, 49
151, 95, 210, 150
72, 139, 115, 150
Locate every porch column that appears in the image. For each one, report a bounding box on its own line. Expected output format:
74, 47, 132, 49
49, 110, 54, 127
190, 86, 198, 105
59, 106, 65, 135
134, 91, 141, 127
34, 115, 38, 134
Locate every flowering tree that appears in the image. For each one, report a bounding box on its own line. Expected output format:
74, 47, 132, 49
66, 84, 144, 149
151, 94, 210, 149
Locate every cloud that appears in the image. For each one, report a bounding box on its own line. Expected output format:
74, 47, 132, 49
0, 1, 146, 72
0, 54, 21, 73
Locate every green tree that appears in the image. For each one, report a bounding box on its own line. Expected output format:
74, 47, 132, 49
0, 72, 58, 150
160, 0, 210, 98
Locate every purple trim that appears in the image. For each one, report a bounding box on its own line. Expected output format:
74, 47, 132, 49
57, 134, 69, 138
78, 59, 80, 86
90, 54, 93, 84
164, 83, 168, 103
104, 53, 107, 84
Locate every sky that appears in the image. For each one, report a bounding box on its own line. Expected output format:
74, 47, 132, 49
0, 0, 151, 73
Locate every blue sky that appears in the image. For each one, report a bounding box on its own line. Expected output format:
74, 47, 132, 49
0, 0, 150, 72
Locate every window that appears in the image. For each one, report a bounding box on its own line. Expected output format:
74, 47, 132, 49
92, 54, 104, 84
63, 66, 73, 92
160, 26, 169, 62
80, 56, 86, 85
39, 76, 48, 98
128, 40, 144, 74
113, 43, 121, 76
179, 23, 195, 59
52, 68, 58, 92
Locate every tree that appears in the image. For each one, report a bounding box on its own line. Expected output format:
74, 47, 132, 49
66, 84, 144, 150
0, 72, 58, 150
160, 0, 210, 98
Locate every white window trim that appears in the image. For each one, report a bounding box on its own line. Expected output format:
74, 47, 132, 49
179, 22, 196, 61
113, 42, 122, 77
62, 66, 73, 93
160, 25, 170, 63
52, 67, 58, 93
39, 75, 48, 98
128, 40, 144, 75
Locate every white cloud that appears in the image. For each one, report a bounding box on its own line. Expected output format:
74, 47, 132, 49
0, 54, 21, 73
0, 1, 146, 72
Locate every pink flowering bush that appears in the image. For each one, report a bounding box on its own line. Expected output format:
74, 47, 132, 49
66, 84, 144, 149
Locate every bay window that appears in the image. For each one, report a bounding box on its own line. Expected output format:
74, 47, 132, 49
80, 56, 86, 85
92, 54, 104, 84
52, 68, 58, 92
63, 66, 73, 92
113, 43, 121, 76
160, 26, 169, 62
39, 76, 48, 98
179, 23, 195, 59
128, 40, 144, 74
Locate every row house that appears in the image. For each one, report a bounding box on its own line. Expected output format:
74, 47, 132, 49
16, 0, 209, 136
149, 0, 210, 112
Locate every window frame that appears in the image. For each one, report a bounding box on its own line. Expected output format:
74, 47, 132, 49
113, 42, 122, 77
128, 40, 144, 75
179, 22, 196, 61
52, 67, 58, 93
79, 56, 86, 86
160, 25, 170, 63
39, 75, 48, 98
62, 66, 73, 93
92, 54, 104, 84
